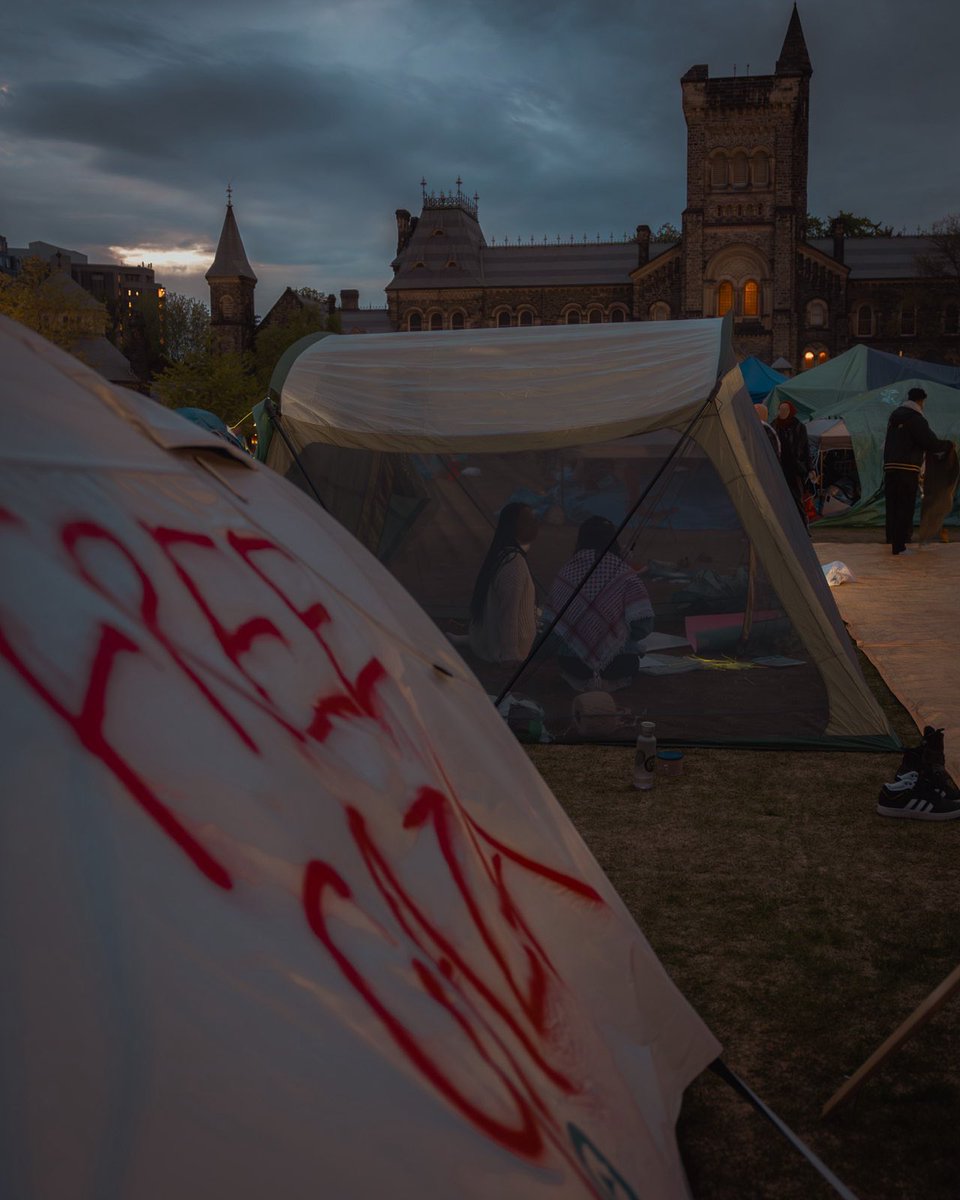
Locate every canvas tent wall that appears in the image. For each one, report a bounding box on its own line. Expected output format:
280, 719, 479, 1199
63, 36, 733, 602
263, 320, 895, 751
805, 378, 960, 528
0, 315, 721, 1199
768, 344, 960, 420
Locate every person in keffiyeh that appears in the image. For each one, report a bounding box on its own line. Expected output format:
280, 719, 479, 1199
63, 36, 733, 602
542, 516, 654, 688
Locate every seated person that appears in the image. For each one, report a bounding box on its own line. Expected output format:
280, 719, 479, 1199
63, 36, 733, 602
468, 502, 539, 665
542, 516, 654, 690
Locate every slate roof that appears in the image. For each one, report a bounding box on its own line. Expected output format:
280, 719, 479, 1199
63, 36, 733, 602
206, 203, 257, 282
808, 237, 934, 279
339, 308, 394, 335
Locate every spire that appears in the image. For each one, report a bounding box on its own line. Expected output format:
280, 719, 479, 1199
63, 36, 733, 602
205, 195, 257, 282
776, 4, 812, 77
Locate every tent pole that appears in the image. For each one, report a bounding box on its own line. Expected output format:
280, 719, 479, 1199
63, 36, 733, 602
264, 397, 328, 512
739, 541, 757, 649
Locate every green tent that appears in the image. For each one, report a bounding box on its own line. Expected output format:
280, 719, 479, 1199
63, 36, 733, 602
769, 344, 960, 420
809, 379, 960, 527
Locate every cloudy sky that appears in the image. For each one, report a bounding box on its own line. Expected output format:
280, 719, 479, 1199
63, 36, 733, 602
2, 0, 958, 315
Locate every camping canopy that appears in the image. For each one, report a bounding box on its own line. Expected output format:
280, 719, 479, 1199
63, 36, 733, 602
0, 316, 721, 1199
739, 355, 787, 404
809, 378, 960, 527
769, 343, 960, 419
265, 320, 896, 751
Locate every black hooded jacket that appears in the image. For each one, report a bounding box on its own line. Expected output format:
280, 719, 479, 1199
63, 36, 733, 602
883, 404, 950, 473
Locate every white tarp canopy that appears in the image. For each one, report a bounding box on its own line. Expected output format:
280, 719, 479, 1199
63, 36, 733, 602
0, 316, 720, 1200
274, 319, 736, 452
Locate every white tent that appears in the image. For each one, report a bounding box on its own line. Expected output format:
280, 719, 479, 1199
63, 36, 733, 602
0, 316, 720, 1199
262, 321, 896, 750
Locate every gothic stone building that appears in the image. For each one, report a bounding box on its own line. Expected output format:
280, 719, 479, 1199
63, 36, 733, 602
211, 6, 960, 368
382, 6, 959, 369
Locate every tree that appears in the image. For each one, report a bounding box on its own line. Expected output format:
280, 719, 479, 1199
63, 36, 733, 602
0, 256, 107, 351
804, 211, 893, 239
915, 214, 960, 294
654, 222, 681, 241
162, 291, 210, 362
152, 351, 261, 427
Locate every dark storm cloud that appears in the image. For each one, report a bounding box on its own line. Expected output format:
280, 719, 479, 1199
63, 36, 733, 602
2, 0, 959, 306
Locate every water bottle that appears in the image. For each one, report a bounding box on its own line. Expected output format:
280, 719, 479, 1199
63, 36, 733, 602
633, 721, 657, 791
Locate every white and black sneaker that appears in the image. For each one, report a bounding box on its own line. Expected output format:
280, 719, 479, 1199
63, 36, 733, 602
877, 766, 960, 821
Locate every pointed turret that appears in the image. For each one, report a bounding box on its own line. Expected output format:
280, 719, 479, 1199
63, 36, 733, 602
776, 4, 812, 77
206, 189, 257, 356
206, 192, 257, 283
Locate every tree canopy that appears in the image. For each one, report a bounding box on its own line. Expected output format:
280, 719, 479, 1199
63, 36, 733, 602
915, 214, 960, 290
805, 212, 893, 239
0, 257, 108, 351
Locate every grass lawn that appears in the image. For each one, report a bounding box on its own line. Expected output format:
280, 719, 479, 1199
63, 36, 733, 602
525, 649, 960, 1200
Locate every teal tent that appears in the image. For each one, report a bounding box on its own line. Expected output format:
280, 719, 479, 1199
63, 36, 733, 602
739, 356, 787, 404
769, 344, 960, 420
809, 379, 960, 527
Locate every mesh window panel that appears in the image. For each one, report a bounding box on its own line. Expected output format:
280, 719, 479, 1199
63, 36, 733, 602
307, 435, 832, 746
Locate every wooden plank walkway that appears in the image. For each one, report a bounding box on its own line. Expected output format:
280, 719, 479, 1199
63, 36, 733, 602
816, 542, 960, 782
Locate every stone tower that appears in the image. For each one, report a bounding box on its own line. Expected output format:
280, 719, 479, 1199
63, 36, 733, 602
206, 190, 257, 356
680, 4, 812, 362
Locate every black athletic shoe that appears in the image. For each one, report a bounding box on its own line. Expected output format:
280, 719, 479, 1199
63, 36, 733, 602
877, 766, 960, 821
920, 726, 945, 769
880, 770, 919, 801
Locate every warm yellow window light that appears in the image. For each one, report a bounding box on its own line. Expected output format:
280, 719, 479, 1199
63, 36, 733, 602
718, 281, 733, 316
743, 280, 759, 317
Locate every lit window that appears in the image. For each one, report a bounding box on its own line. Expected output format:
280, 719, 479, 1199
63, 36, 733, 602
408, 312, 422, 332
717, 282, 734, 317
818, 350, 829, 363
743, 280, 759, 317
803, 350, 816, 367
497, 311, 511, 328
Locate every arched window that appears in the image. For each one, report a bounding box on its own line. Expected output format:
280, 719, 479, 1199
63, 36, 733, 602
566, 310, 581, 325
730, 152, 749, 188
220, 294, 236, 320
610, 307, 626, 322
497, 310, 511, 328
742, 280, 759, 317
751, 153, 770, 187
856, 305, 873, 337
430, 312, 443, 331
518, 309, 534, 326
806, 299, 828, 328
588, 308, 603, 323
408, 311, 423, 332
900, 306, 916, 336
451, 310, 465, 330
945, 304, 959, 335
802, 345, 829, 370
649, 302, 670, 321
717, 281, 734, 317
710, 155, 728, 188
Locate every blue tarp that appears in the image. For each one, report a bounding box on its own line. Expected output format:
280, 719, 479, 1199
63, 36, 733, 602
739, 357, 787, 404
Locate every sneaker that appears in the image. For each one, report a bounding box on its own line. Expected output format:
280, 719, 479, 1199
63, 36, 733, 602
880, 770, 919, 800
877, 767, 960, 821
920, 725, 945, 769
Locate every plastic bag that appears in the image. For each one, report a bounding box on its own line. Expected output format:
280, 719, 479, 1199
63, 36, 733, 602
822, 560, 856, 587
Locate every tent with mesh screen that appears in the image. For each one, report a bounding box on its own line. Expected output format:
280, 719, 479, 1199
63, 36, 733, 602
261, 320, 896, 750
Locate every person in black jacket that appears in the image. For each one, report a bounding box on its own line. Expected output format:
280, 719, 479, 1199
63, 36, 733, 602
883, 388, 953, 555
773, 400, 811, 521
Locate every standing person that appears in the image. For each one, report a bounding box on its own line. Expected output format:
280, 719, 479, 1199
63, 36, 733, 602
883, 388, 953, 556
773, 400, 811, 520
468, 502, 539, 664
755, 403, 782, 460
